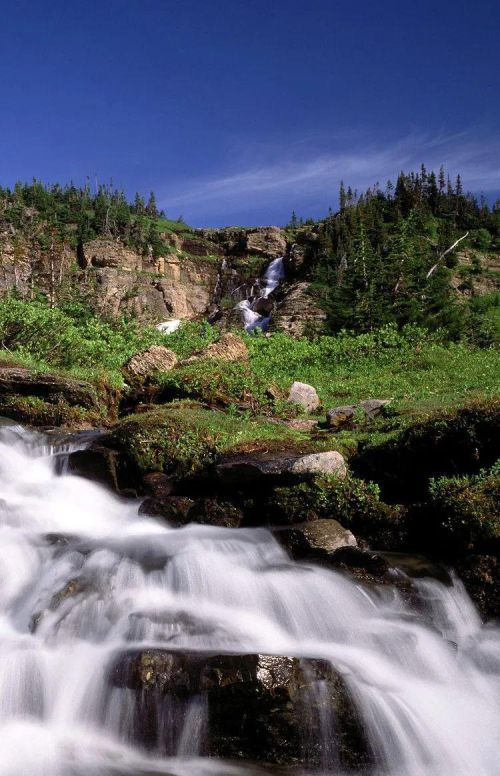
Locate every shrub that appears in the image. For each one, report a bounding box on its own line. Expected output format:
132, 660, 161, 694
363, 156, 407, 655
270, 475, 403, 548
427, 462, 500, 552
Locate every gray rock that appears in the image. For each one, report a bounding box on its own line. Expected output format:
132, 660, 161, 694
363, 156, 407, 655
289, 451, 347, 478
293, 519, 357, 554
326, 405, 357, 429
288, 381, 320, 412
359, 399, 391, 418
124, 345, 178, 380
279, 519, 358, 564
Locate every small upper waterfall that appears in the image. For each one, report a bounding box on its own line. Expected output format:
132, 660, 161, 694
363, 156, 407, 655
0, 423, 499, 775
236, 256, 285, 332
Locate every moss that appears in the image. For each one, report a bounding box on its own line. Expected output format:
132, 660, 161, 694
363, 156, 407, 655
157, 359, 276, 413
111, 404, 308, 477
354, 400, 500, 502
269, 475, 404, 549
0, 394, 100, 427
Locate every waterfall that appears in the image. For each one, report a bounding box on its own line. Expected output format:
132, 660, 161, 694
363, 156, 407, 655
237, 256, 285, 332
0, 422, 499, 775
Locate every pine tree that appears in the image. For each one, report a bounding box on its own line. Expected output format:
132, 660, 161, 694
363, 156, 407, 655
146, 191, 158, 218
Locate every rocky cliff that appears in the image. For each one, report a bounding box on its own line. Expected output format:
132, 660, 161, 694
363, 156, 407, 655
0, 222, 325, 333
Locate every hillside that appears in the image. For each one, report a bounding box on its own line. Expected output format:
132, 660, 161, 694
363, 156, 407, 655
0, 170, 499, 342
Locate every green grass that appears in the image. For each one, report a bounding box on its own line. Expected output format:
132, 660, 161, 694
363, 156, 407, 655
243, 326, 500, 417
112, 403, 310, 476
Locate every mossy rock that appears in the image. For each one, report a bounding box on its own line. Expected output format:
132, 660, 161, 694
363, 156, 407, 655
420, 462, 500, 554
268, 475, 404, 549
157, 358, 274, 412
110, 404, 309, 479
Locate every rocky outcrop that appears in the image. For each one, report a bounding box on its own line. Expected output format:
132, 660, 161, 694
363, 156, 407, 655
124, 346, 177, 381
110, 649, 371, 768
0, 366, 115, 427
273, 281, 327, 336
185, 332, 249, 364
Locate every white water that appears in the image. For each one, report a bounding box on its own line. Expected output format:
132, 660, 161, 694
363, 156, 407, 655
156, 320, 182, 335
0, 422, 499, 775
237, 256, 285, 332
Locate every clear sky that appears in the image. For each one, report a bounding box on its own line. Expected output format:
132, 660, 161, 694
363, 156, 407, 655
0, 0, 499, 226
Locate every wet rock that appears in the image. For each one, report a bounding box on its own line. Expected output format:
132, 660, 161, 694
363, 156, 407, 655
139, 494, 194, 523
124, 346, 178, 381
287, 381, 320, 412
326, 405, 357, 430
252, 296, 274, 316
110, 650, 371, 769
455, 554, 499, 620
281, 519, 357, 561
187, 497, 243, 528
289, 451, 346, 478
67, 444, 120, 491
359, 399, 391, 419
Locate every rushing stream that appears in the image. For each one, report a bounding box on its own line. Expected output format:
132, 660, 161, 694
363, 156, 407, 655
237, 256, 285, 331
0, 422, 499, 775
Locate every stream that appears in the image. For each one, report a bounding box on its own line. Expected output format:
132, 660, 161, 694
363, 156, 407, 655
0, 422, 499, 775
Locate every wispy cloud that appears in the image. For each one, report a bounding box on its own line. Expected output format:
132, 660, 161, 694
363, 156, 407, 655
160, 130, 500, 224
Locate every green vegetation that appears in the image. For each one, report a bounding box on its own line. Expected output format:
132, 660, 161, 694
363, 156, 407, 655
427, 462, 499, 552
301, 167, 500, 340
270, 475, 403, 547
0, 296, 167, 385
112, 404, 306, 477
0, 179, 193, 260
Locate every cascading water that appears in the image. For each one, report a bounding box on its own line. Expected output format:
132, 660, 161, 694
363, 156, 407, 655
237, 256, 285, 332
0, 421, 499, 776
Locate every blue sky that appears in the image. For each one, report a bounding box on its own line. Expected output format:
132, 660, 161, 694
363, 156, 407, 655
0, 0, 498, 226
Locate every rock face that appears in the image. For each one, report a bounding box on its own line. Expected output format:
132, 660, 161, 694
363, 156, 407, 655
124, 346, 178, 380
288, 381, 320, 412
110, 649, 370, 769
245, 226, 287, 258
290, 451, 347, 478
273, 281, 327, 336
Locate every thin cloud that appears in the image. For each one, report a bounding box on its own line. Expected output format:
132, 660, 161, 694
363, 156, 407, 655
160, 131, 500, 223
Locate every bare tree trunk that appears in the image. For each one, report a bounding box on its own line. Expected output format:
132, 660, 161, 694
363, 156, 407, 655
426, 232, 469, 280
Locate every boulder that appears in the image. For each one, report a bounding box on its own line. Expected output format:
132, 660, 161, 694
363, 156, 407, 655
326, 405, 357, 430
215, 452, 303, 486
288, 381, 320, 412
281, 519, 357, 560
186, 333, 249, 363
124, 346, 178, 380
359, 399, 391, 419
289, 451, 347, 478
110, 649, 370, 769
